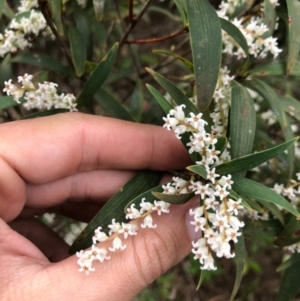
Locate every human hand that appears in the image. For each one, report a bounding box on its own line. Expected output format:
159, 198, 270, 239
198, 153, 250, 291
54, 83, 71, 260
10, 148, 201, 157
0, 113, 195, 301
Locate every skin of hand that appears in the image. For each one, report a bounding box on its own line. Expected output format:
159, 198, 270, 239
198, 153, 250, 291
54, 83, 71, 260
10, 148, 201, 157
0, 112, 197, 301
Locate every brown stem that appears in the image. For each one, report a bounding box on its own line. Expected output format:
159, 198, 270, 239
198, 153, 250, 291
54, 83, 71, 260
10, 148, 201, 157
126, 27, 188, 44
129, 0, 134, 23
119, 0, 154, 48
38, 0, 73, 67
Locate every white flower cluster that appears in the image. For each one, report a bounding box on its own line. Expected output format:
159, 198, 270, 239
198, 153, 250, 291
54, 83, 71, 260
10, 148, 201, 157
273, 172, 300, 253
218, 0, 282, 59
3, 73, 78, 112
77, 199, 170, 275
164, 105, 245, 270
0, 0, 54, 58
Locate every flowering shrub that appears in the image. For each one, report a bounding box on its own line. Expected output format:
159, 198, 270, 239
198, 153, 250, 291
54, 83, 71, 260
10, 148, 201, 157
1, 0, 300, 299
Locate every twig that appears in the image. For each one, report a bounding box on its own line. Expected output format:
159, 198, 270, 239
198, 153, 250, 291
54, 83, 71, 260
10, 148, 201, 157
129, 0, 134, 23
38, 0, 73, 67
119, 0, 154, 48
126, 27, 188, 44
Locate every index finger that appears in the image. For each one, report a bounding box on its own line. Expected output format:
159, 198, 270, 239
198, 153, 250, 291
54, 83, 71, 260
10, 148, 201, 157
0, 113, 190, 184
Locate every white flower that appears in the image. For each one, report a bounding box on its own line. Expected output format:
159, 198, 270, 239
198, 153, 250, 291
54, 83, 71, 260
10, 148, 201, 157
126, 204, 141, 220
92, 227, 109, 244
139, 198, 153, 213
109, 236, 126, 252
141, 214, 157, 228
202, 252, 217, 270
153, 200, 170, 215
108, 219, 122, 235
191, 216, 206, 232
119, 222, 138, 239
226, 199, 243, 216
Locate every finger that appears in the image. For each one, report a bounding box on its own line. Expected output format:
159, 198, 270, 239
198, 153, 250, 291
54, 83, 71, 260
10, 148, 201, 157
9, 218, 69, 262
25, 170, 136, 208
0, 113, 190, 185
41, 201, 196, 301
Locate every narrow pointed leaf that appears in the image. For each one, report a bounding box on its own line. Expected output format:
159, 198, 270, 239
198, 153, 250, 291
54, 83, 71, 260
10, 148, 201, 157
261, 0, 276, 38
129, 80, 143, 122
243, 79, 295, 178
146, 68, 198, 114
229, 233, 246, 301
186, 0, 222, 111
21, 109, 69, 119
280, 95, 300, 122
276, 257, 300, 301
276, 253, 300, 272
231, 175, 300, 217
186, 164, 207, 179
0, 96, 18, 110
152, 191, 194, 204
243, 220, 283, 238
95, 89, 135, 121
147, 84, 200, 163
230, 81, 256, 176
240, 196, 263, 213
77, 43, 118, 108
286, 0, 300, 75
146, 84, 173, 114
257, 199, 284, 225
0, 0, 5, 19
215, 136, 227, 154
174, 0, 188, 25
229, 190, 252, 211
196, 269, 207, 290
220, 18, 249, 57
69, 170, 162, 254
216, 137, 297, 175
275, 216, 300, 247
153, 50, 194, 71
48, 0, 63, 36
93, 0, 105, 21
249, 61, 300, 76
68, 27, 86, 77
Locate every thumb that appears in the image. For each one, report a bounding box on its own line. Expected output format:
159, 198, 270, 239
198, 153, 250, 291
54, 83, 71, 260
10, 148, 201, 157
49, 201, 196, 301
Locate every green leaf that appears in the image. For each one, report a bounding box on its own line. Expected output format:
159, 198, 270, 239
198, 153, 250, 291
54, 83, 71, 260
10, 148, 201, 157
186, 0, 222, 111
0, 0, 5, 19
92, 20, 106, 53
153, 50, 194, 72
215, 136, 227, 154
230, 81, 256, 176
277, 256, 300, 301
275, 216, 300, 247
286, 0, 300, 75
257, 199, 284, 225
174, 0, 188, 25
69, 170, 162, 254
229, 190, 253, 212
196, 269, 207, 290
249, 61, 300, 76
243, 79, 295, 178
146, 84, 174, 114
186, 164, 207, 179
152, 191, 194, 204
261, 0, 276, 38
129, 80, 143, 122
277, 253, 300, 272
146, 68, 198, 115
229, 233, 246, 301
0, 96, 18, 110
243, 220, 283, 238
93, 0, 105, 21
21, 109, 69, 119
280, 95, 300, 122
239, 196, 263, 213
68, 27, 87, 77
77, 42, 118, 108
147, 84, 200, 163
95, 89, 135, 122
220, 18, 249, 57
0, 53, 12, 88
48, 0, 63, 36
12, 52, 74, 77
231, 176, 300, 217
216, 137, 298, 176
